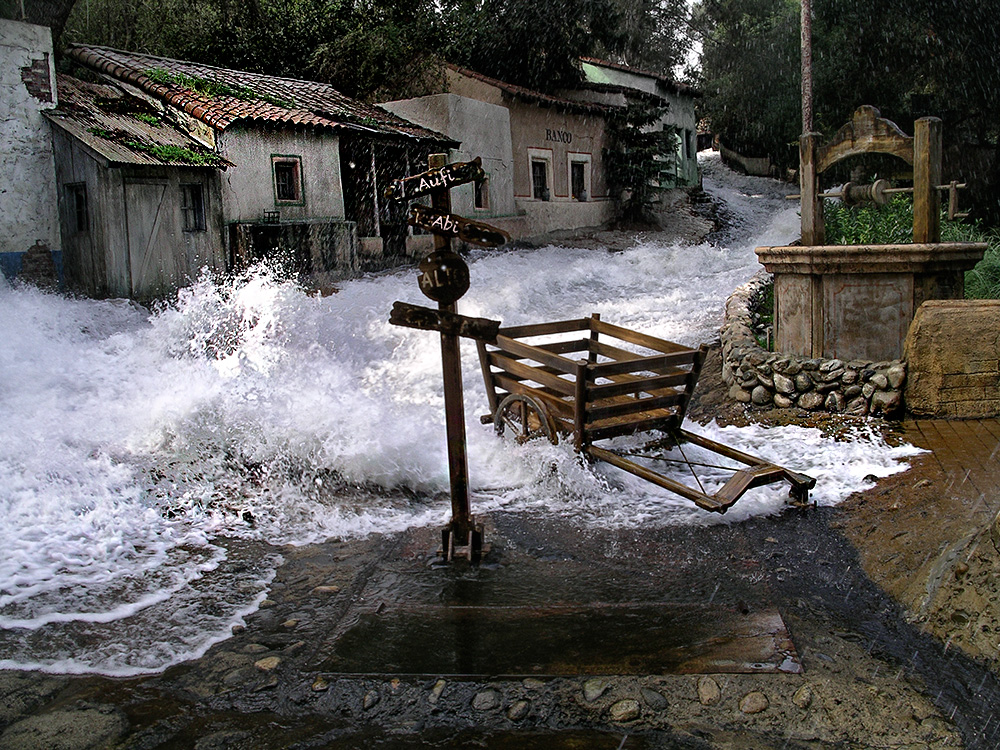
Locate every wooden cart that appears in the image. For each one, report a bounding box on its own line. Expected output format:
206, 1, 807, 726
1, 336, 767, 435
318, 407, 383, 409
477, 314, 815, 514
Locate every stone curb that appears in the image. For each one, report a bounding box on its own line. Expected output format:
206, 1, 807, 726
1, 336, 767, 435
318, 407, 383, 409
720, 272, 906, 416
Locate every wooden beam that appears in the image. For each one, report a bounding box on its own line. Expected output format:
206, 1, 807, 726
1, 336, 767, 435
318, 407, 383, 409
913, 117, 943, 243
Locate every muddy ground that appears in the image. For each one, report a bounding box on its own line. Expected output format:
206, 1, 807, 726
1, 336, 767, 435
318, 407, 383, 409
3, 337, 1000, 750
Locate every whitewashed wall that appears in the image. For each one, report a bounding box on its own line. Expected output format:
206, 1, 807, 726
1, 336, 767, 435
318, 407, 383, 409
0, 19, 60, 277
217, 126, 345, 223
380, 93, 517, 220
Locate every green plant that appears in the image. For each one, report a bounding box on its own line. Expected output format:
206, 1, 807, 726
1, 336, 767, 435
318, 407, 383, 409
824, 194, 1000, 299
123, 139, 222, 166
144, 68, 295, 109
133, 112, 162, 127
750, 277, 774, 350
604, 100, 676, 225
823, 194, 913, 245
963, 227, 1000, 299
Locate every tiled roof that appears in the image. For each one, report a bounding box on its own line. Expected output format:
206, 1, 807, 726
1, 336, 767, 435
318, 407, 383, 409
67, 45, 454, 142
446, 65, 612, 116
45, 74, 232, 168
579, 57, 701, 97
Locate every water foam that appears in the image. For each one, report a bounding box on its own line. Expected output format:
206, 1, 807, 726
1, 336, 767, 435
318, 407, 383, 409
0, 153, 921, 674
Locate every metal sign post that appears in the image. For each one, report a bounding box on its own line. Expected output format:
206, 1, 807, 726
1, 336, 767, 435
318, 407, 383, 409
386, 154, 508, 562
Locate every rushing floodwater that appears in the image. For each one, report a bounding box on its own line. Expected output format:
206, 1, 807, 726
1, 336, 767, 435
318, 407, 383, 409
0, 154, 923, 675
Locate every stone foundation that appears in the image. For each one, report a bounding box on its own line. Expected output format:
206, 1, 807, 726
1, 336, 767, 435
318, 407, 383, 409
721, 272, 906, 416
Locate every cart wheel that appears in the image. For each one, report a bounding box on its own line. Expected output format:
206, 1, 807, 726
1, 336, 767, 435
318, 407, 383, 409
494, 394, 558, 445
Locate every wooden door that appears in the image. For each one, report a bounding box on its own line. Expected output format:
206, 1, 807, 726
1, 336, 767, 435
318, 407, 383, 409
125, 180, 181, 298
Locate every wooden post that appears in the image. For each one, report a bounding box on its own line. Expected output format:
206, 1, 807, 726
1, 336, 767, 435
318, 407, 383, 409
426, 153, 478, 559
913, 117, 942, 243
800, 132, 824, 246
800, 0, 813, 133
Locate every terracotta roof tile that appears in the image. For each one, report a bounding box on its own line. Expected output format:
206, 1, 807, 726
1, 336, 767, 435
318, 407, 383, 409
68, 45, 454, 143
45, 74, 233, 169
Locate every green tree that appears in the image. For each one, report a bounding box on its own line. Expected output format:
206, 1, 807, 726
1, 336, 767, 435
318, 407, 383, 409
698, 0, 1000, 216
444, 0, 627, 92
696, 0, 800, 165
310, 0, 444, 100
604, 99, 676, 224
605, 0, 694, 77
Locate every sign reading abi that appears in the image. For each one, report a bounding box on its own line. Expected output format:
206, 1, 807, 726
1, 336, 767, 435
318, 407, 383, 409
385, 157, 487, 203
408, 204, 510, 248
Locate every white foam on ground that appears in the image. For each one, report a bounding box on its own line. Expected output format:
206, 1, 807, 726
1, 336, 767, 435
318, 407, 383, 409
0, 153, 921, 674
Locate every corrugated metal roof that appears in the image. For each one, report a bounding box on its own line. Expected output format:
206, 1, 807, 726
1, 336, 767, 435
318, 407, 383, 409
67, 45, 454, 143
45, 75, 232, 168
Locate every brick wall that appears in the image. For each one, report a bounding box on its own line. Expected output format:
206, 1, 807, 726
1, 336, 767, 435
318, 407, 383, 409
20, 53, 53, 103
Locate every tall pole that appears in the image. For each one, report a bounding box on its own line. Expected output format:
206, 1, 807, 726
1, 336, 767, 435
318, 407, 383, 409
800, 0, 813, 133
423, 153, 478, 560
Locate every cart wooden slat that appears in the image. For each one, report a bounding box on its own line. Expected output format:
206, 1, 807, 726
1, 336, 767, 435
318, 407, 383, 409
478, 313, 816, 513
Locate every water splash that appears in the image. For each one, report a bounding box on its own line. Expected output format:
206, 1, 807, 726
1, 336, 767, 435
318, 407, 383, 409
0, 154, 920, 674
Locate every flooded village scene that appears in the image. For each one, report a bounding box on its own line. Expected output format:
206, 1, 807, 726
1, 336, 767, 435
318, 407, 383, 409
2, 0, 1000, 747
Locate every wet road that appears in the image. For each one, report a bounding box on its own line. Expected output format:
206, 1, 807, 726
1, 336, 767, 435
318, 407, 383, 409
2, 498, 993, 749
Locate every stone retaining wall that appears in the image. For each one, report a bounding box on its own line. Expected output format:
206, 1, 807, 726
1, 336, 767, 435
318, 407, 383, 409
721, 272, 907, 416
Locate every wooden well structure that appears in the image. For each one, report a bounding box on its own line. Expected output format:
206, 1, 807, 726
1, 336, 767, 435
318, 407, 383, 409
756, 106, 986, 362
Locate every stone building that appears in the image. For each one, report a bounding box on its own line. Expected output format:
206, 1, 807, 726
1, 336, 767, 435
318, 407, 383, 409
44, 45, 453, 299
573, 57, 701, 188
382, 65, 617, 240
0, 19, 61, 282
382, 61, 701, 240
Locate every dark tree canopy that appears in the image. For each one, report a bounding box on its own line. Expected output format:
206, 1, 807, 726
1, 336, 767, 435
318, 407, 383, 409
698, 0, 1000, 160
50, 0, 695, 101
443, 0, 627, 93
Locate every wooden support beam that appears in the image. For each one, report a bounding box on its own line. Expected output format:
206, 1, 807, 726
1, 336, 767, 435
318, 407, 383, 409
800, 132, 824, 246
913, 117, 942, 243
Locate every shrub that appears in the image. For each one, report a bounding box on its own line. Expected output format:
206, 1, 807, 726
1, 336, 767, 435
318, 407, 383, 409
823, 196, 1000, 299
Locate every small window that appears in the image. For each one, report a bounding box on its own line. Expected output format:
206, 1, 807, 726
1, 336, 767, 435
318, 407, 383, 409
531, 160, 549, 201
272, 155, 304, 204
67, 183, 88, 233
180, 183, 206, 231
571, 162, 586, 201
474, 177, 489, 210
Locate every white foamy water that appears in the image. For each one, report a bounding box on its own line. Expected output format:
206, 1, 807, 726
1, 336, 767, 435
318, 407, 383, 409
0, 154, 922, 675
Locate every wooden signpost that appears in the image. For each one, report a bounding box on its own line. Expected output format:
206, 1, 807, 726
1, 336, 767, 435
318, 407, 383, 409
386, 153, 508, 562
408, 205, 510, 248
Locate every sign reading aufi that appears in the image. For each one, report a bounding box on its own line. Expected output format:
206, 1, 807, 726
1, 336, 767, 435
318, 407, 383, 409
385, 157, 486, 202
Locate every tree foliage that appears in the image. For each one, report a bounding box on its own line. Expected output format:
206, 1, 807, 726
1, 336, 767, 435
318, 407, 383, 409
603, 100, 676, 225
607, 0, 693, 77
698, 0, 1000, 161
55, 0, 695, 101
442, 0, 627, 93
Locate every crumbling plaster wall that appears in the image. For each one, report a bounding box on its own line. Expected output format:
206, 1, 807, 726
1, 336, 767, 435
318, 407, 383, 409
0, 19, 60, 277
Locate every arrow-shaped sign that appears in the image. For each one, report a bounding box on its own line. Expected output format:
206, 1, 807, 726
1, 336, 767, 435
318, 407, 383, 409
385, 157, 486, 203
408, 204, 510, 248
389, 301, 501, 343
